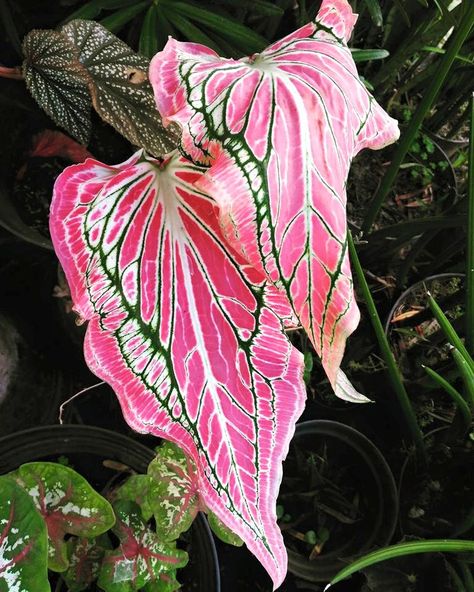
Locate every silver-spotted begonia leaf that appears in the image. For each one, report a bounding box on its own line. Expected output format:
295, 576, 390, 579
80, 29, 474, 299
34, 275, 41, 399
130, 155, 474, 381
50, 150, 306, 587
97, 501, 188, 592
13, 462, 115, 572
22, 29, 92, 144
0, 476, 49, 592
150, 0, 400, 401
61, 19, 180, 157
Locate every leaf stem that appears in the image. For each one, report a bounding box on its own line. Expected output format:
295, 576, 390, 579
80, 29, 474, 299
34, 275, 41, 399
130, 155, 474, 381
422, 365, 472, 431
362, 3, 474, 234
466, 94, 474, 356
0, 65, 23, 80
348, 231, 426, 464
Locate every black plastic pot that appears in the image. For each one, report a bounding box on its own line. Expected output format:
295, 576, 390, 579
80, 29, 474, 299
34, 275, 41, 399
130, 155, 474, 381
384, 273, 465, 381
281, 420, 398, 583
0, 424, 221, 592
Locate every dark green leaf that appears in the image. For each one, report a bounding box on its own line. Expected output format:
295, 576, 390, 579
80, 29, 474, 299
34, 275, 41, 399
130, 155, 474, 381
327, 539, 474, 588
169, 13, 222, 53
61, 19, 179, 157
169, 2, 267, 53
213, 0, 284, 16
139, 5, 161, 58
351, 49, 389, 62
0, 476, 49, 592
63, 536, 111, 592
114, 474, 154, 521
99, 1, 149, 34
22, 29, 92, 144
362, 0, 383, 27
13, 462, 115, 572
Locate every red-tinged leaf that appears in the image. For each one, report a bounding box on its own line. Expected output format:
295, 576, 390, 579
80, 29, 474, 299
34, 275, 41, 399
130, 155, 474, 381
97, 501, 188, 592
0, 476, 49, 592
50, 150, 306, 587
63, 536, 111, 592
150, 0, 400, 401
29, 130, 93, 163
13, 462, 115, 572
147, 441, 200, 541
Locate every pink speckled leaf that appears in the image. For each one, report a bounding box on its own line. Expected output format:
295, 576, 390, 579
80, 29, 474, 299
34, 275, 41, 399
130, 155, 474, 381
50, 150, 305, 587
150, 0, 399, 400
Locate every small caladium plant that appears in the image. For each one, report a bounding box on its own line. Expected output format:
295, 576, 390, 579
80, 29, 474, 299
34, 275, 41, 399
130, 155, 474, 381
63, 535, 111, 592
12, 462, 115, 572
97, 500, 188, 592
150, 0, 400, 403
0, 476, 49, 592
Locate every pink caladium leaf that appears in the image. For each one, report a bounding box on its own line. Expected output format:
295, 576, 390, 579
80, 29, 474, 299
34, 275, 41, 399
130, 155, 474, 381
97, 501, 188, 592
50, 150, 306, 587
150, 0, 400, 401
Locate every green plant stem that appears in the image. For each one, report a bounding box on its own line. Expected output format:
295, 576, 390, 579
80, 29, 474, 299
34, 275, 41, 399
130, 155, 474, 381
348, 231, 426, 463
362, 4, 474, 234
422, 365, 472, 431
467, 94, 474, 355
428, 295, 474, 373
452, 348, 474, 410
326, 539, 474, 588
457, 561, 474, 592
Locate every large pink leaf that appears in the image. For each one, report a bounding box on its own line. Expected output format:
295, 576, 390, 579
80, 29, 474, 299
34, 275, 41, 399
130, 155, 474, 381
150, 0, 399, 400
50, 150, 305, 587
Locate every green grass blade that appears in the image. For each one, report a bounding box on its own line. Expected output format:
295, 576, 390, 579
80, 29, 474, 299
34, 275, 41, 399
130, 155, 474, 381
351, 49, 389, 62
422, 365, 472, 430
0, 0, 22, 56
326, 540, 474, 588
421, 46, 474, 65
170, 2, 267, 53
139, 5, 160, 58
169, 13, 222, 53
457, 561, 474, 592
428, 294, 474, 373
348, 231, 426, 462
99, 1, 148, 33
362, 3, 474, 234
452, 348, 474, 410
362, 0, 383, 27
467, 95, 474, 355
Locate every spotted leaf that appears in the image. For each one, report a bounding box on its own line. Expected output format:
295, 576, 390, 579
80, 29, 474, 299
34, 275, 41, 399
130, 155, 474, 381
114, 475, 154, 521
50, 150, 306, 587
63, 535, 111, 592
97, 501, 188, 592
0, 476, 49, 592
147, 441, 200, 541
60, 19, 179, 157
22, 29, 91, 144
12, 462, 115, 572
150, 0, 400, 401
